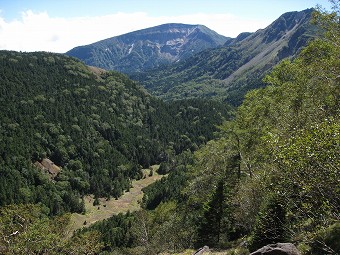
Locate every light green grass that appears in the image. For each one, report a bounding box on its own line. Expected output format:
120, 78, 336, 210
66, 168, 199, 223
68, 166, 163, 233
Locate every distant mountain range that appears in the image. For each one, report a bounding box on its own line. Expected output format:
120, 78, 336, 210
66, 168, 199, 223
66, 23, 229, 73
66, 8, 318, 105
131, 8, 318, 105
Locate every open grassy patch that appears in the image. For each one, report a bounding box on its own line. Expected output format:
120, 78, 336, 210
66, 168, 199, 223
69, 166, 163, 233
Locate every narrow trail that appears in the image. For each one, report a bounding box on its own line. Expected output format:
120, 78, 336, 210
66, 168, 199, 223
69, 166, 164, 233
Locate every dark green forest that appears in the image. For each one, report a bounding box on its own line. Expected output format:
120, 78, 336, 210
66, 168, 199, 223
0, 51, 231, 216
0, 3, 339, 255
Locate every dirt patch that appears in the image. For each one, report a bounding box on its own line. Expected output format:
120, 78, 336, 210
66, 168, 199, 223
87, 65, 107, 75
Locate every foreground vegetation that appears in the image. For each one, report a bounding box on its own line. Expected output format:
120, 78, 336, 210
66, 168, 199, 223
0, 3, 339, 255
136, 5, 339, 254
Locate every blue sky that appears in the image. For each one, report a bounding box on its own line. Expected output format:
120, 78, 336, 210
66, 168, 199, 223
0, 0, 332, 52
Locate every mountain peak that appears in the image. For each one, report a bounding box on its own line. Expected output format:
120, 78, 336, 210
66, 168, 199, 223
66, 23, 229, 73
131, 8, 318, 105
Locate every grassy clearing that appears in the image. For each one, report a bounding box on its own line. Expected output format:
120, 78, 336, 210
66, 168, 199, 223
69, 166, 163, 233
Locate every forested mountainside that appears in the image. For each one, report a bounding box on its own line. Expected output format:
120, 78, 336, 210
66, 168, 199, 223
66, 23, 229, 73
0, 51, 231, 215
74, 6, 338, 254
136, 6, 339, 254
132, 8, 318, 105
0, 4, 339, 255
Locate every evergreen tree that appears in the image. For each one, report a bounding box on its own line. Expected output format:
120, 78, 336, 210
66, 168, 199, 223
249, 194, 289, 251
196, 180, 224, 247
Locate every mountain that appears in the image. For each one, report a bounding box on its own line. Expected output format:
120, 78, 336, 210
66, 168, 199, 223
0, 50, 231, 214
131, 9, 318, 105
66, 23, 229, 73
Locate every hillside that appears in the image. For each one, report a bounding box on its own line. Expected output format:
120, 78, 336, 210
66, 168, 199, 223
0, 50, 231, 215
132, 8, 318, 105
66, 23, 229, 73
0, 4, 339, 255
130, 5, 339, 254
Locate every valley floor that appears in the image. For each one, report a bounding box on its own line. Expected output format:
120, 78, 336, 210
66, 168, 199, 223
68, 166, 163, 233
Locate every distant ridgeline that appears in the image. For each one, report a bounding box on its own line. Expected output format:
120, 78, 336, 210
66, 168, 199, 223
0, 51, 231, 215
0, 5, 338, 255
130, 9, 318, 105
66, 23, 229, 74
65, 9, 317, 106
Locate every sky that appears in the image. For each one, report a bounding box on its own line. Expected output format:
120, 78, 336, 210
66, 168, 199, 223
0, 0, 333, 53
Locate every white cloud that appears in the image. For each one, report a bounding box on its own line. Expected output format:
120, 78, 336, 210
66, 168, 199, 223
0, 10, 271, 53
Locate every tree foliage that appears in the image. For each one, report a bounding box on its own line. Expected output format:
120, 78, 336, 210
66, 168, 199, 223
0, 204, 103, 255
139, 3, 339, 253
0, 3, 339, 254
0, 51, 231, 214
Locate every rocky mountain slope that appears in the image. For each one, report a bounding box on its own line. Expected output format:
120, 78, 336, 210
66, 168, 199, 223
66, 23, 229, 73
132, 8, 318, 105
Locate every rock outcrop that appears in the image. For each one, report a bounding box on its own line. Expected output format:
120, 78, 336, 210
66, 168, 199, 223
250, 243, 301, 255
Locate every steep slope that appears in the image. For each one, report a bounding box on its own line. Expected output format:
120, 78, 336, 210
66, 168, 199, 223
132, 8, 318, 105
0, 51, 231, 215
66, 23, 229, 74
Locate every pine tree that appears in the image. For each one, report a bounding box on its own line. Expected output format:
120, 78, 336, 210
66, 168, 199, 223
250, 194, 288, 251
196, 181, 224, 247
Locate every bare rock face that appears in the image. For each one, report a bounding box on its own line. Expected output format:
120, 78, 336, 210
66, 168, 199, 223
250, 243, 301, 255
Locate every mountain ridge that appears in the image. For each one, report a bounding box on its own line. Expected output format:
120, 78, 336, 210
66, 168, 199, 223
66, 23, 229, 73
131, 8, 317, 105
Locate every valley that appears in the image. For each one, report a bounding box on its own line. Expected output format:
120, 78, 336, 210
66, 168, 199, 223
69, 167, 164, 233
130, 9, 317, 105
0, 3, 339, 255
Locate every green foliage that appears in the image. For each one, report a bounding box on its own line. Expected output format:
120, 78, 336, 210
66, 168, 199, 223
62, 230, 104, 255
0, 203, 103, 255
309, 222, 340, 255
235, 3, 339, 251
129, 204, 194, 254
249, 194, 289, 251
196, 181, 225, 247
0, 51, 231, 214
93, 197, 100, 206
142, 151, 193, 209
78, 212, 135, 251
132, 4, 340, 253
0, 4, 338, 255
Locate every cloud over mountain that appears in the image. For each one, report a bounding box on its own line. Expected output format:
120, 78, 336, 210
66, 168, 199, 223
0, 10, 270, 53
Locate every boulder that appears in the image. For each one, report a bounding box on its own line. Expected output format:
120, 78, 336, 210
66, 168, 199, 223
250, 243, 301, 255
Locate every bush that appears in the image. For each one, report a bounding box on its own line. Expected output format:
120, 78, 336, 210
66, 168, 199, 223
309, 222, 340, 255
249, 194, 289, 251
157, 162, 171, 175
93, 197, 100, 206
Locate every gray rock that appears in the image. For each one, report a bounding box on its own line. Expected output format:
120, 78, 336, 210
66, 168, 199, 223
250, 243, 301, 255
193, 245, 209, 255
